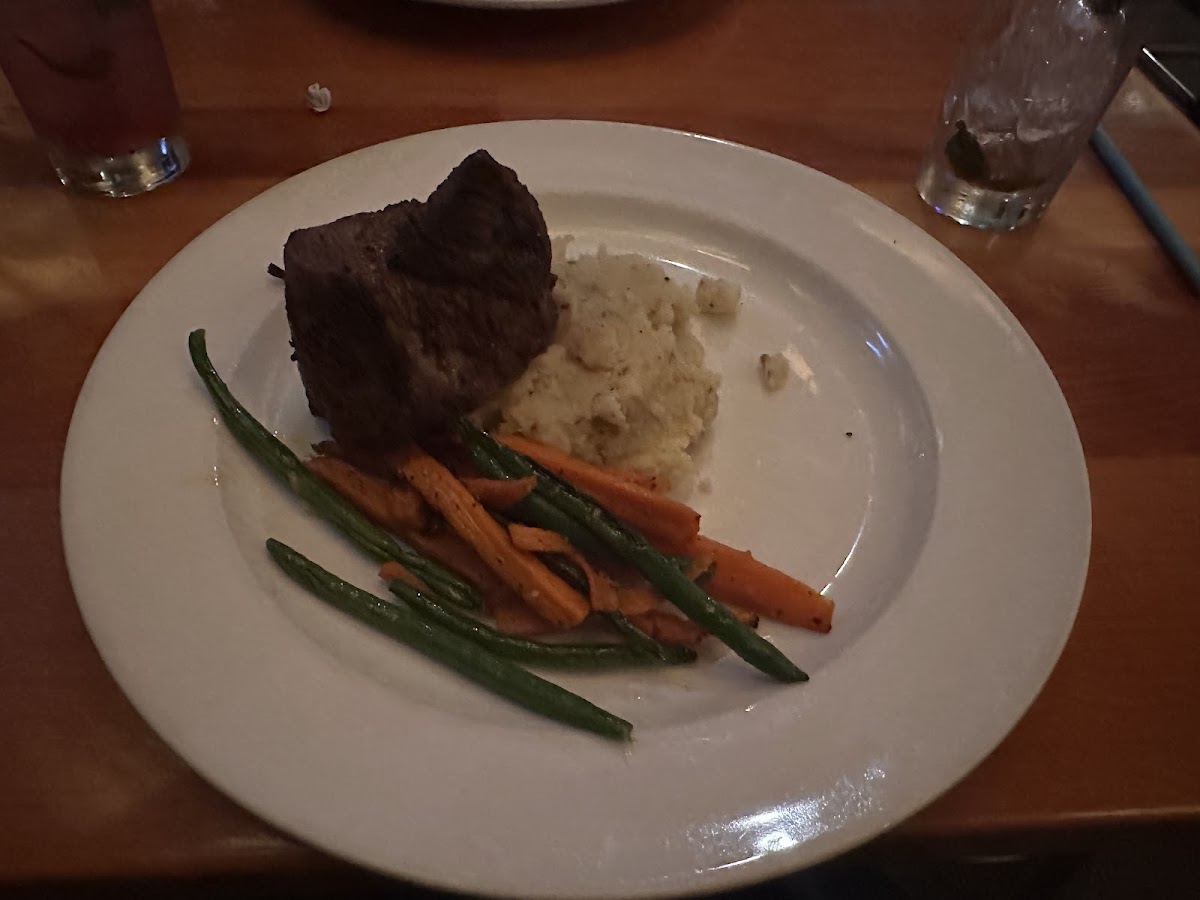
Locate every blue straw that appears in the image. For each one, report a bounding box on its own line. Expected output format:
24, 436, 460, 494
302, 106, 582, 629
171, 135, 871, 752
1090, 125, 1200, 295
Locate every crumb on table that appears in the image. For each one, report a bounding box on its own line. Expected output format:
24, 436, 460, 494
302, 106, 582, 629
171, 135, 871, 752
306, 83, 332, 113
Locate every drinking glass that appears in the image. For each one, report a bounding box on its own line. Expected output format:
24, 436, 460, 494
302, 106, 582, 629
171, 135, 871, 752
917, 0, 1161, 230
0, 0, 188, 197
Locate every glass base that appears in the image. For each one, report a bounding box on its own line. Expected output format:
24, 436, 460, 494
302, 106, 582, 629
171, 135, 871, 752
916, 157, 1053, 231
48, 135, 189, 198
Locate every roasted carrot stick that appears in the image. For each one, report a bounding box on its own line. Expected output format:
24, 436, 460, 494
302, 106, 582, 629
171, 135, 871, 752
460, 475, 537, 510
626, 600, 755, 643
609, 467, 669, 494
404, 531, 552, 634
398, 536, 558, 636
306, 455, 428, 533
310, 442, 399, 481
404, 531, 500, 595
689, 536, 833, 633
399, 452, 590, 629
507, 523, 619, 612
505, 523, 570, 554
727, 605, 760, 629
485, 434, 663, 493
379, 560, 425, 591
612, 583, 662, 617
496, 434, 700, 551
628, 610, 707, 649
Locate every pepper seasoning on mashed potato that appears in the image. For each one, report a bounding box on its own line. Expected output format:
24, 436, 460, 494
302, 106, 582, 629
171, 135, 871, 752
493, 240, 733, 492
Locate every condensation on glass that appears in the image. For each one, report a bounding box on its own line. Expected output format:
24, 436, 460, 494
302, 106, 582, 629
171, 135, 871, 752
917, 0, 1161, 230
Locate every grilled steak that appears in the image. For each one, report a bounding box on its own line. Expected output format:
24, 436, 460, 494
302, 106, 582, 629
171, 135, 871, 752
282, 150, 558, 451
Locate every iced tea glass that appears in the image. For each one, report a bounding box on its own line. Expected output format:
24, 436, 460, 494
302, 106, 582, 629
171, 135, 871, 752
0, 0, 188, 197
916, 0, 1160, 230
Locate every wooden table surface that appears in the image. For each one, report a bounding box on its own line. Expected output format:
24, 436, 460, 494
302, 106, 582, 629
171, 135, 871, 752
2, 0, 1198, 890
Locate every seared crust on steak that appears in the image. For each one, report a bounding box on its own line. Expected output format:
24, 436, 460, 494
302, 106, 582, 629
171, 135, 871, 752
283, 150, 557, 450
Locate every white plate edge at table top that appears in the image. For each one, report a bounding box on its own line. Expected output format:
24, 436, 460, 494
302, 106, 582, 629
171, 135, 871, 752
60, 120, 1091, 898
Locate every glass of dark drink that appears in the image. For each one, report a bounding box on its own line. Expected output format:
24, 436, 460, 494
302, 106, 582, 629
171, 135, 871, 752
0, 0, 188, 197
916, 0, 1161, 230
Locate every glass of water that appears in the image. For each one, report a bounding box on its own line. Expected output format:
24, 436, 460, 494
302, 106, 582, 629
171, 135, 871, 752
0, 0, 188, 197
917, 0, 1161, 230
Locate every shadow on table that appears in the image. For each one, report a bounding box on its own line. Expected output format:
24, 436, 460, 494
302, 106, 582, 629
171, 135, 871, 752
305, 0, 734, 58
4, 830, 1200, 899
0, 130, 59, 189
0, 857, 897, 900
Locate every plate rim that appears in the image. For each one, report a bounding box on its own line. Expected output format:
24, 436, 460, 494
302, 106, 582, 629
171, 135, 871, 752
60, 119, 1091, 898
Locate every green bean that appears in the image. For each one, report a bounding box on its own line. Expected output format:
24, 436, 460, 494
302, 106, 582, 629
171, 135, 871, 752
536, 551, 589, 594
266, 539, 632, 741
188, 330, 480, 611
536, 553, 693, 663
459, 422, 531, 479
606, 610, 676, 658
459, 424, 609, 557
389, 579, 696, 669
461, 426, 687, 569
460, 421, 807, 683
666, 554, 695, 573
454, 429, 687, 664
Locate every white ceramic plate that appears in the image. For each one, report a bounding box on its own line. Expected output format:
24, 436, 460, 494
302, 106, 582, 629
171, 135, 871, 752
61, 120, 1090, 898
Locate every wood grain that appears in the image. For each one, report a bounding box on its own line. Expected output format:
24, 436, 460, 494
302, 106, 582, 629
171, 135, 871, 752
1, 0, 1197, 885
